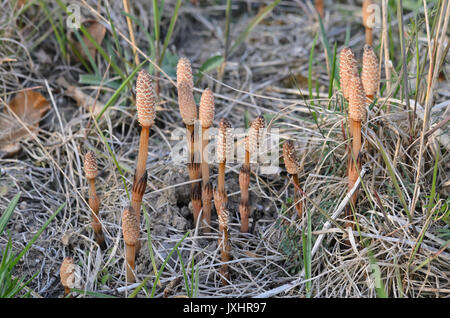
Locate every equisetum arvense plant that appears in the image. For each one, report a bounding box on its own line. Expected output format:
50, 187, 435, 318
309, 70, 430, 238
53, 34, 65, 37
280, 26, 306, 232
216, 118, 232, 209
346, 74, 367, 230
122, 206, 139, 283
199, 88, 215, 230
239, 116, 265, 232
60, 257, 75, 297
177, 57, 201, 224
133, 70, 156, 226
282, 140, 303, 218
362, 0, 374, 46
84, 151, 106, 249
217, 203, 230, 285
361, 44, 380, 102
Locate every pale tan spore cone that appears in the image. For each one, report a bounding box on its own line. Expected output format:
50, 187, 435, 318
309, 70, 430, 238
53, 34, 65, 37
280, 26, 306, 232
283, 140, 303, 218
83, 151, 106, 250
339, 47, 358, 101
177, 57, 194, 89
122, 206, 139, 283
60, 257, 75, 297
136, 70, 156, 129
362, 0, 374, 46
217, 118, 232, 197
246, 116, 265, 159
346, 75, 366, 230
361, 44, 380, 101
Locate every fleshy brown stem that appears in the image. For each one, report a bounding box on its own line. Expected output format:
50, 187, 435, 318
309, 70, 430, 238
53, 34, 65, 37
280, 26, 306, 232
133, 126, 150, 223
239, 163, 250, 232
202, 182, 213, 232
365, 28, 373, 46
218, 162, 226, 195
292, 174, 303, 219
346, 118, 362, 229
125, 243, 136, 283
201, 127, 210, 185
131, 170, 148, 220
220, 229, 230, 286
88, 179, 106, 249
63, 286, 71, 297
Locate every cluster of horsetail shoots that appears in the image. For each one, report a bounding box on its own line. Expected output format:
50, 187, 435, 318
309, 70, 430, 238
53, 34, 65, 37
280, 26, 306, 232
282, 140, 303, 218
239, 116, 264, 232
84, 151, 106, 249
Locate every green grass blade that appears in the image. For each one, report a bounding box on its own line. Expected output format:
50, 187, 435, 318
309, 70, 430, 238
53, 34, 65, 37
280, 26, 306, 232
158, 0, 182, 66
95, 60, 146, 121
328, 42, 337, 99
175, 247, 191, 298
195, 55, 224, 84
10, 203, 65, 269
129, 231, 190, 298
0, 192, 21, 236
308, 33, 318, 105
373, 133, 412, 221
143, 205, 161, 287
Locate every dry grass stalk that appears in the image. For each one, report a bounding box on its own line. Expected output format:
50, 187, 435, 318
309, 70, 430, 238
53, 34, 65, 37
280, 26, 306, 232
346, 75, 367, 229
83, 151, 106, 249
339, 47, 358, 101
282, 140, 303, 218
122, 206, 139, 283
362, 0, 374, 46
132, 70, 156, 224
361, 44, 380, 102
217, 203, 230, 286
239, 116, 264, 232
60, 257, 75, 297
199, 88, 215, 230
